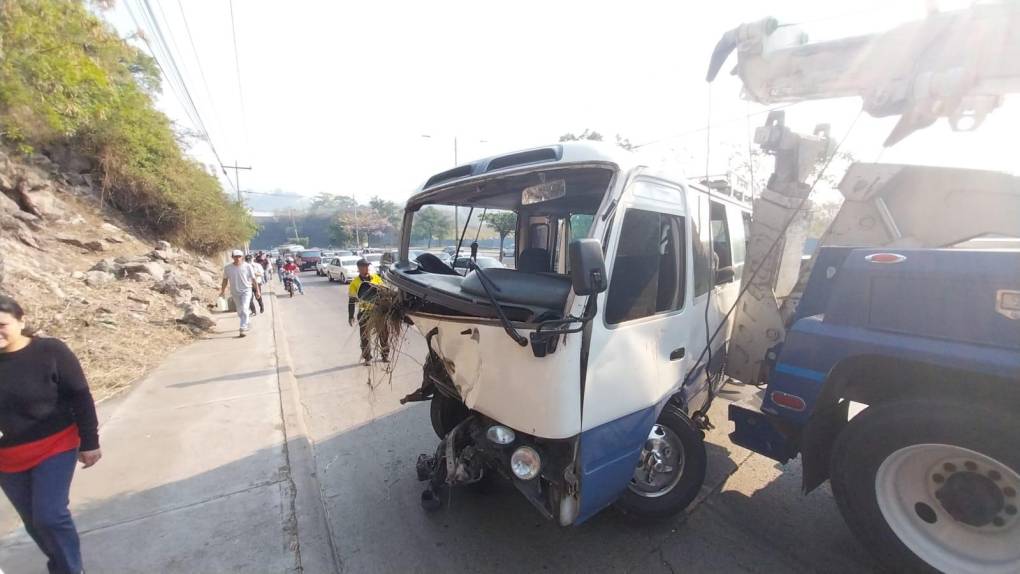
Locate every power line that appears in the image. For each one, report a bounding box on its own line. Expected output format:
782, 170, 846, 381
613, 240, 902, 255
174, 0, 228, 148
123, 0, 200, 131
140, 0, 210, 137
632, 102, 797, 150
228, 0, 250, 153
122, 0, 238, 194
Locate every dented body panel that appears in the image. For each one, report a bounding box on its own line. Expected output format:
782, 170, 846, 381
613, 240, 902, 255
411, 313, 583, 439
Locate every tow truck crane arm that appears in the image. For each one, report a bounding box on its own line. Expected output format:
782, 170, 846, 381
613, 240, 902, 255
708, 3, 1020, 386
707, 3, 1020, 146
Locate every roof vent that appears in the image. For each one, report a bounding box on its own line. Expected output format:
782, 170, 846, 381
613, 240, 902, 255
486, 147, 560, 172
424, 165, 475, 189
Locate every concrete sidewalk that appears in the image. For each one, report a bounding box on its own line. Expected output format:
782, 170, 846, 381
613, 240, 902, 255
0, 289, 330, 573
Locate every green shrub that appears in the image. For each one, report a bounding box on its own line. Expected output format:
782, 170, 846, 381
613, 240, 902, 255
0, 0, 253, 252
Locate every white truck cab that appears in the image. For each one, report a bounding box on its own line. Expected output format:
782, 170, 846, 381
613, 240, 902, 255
388, 142, 750, 524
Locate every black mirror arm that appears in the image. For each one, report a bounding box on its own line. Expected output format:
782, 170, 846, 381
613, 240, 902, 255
536, 280, 601, 336
469, 261, 527, 346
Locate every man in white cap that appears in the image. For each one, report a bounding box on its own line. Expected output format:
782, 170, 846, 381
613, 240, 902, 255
220, 249, 257, 337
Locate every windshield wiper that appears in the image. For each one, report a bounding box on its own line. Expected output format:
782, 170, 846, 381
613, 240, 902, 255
467, 260, 528, 347
452, 206, 475, 266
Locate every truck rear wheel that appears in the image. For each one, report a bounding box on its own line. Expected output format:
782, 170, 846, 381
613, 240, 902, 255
831, 400, 1020, 573
615, 404, 706, 520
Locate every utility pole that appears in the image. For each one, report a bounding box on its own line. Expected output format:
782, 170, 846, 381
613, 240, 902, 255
221, 162, 252, 204
452, 137, 458, 241
353, 195, 361, 250
421, 134, 487, 248
288, 209, 301, 244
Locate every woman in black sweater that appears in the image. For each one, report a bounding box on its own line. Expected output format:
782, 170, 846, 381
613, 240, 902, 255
0, 295, 100, 574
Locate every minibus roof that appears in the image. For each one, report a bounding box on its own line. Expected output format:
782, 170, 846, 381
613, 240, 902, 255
406, 141, 751, 210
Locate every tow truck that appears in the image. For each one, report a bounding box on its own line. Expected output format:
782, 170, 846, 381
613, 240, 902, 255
709, 4, 1020, 572
386, 4, 1020, 572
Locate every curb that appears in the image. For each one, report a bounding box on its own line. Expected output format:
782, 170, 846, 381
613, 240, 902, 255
269, 285, 342, 573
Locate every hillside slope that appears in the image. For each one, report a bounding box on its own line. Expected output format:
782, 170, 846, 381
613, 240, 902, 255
1, 146, 224, 400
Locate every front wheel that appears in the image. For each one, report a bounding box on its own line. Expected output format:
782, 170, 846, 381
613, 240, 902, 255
615, 404, 706, 520
831, 400, 1020, 573
430, 393, 469, 439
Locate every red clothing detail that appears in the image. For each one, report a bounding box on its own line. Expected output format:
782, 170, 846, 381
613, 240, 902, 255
0, 425, 79, 473
283, 263, 298, 273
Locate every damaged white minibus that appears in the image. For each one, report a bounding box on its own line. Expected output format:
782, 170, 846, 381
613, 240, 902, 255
387, 142, 750, 525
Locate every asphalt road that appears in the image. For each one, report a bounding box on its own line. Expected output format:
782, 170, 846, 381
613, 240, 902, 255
276, 272, 878, 573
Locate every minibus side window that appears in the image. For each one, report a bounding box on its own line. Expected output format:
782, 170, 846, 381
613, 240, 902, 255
530, 223, 549, 249
692, 197, 712, 297
710, 201, 733, 271
569, 214, 594, 240
606, 209, 685, 324
727, 206, 747, 279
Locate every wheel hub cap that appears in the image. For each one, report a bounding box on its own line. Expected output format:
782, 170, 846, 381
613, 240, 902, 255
628, 424, 685, 498
937, 470, 1005, 527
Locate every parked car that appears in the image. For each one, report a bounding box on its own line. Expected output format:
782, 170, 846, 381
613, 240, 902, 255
296, 249, 322, 272
315, 254, 335, 276
452, 256, 505, 271
326, 255, 374, 284
380, 250, 425, 272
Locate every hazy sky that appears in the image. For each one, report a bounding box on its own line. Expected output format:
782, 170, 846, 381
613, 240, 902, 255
102, 0, 1019, 206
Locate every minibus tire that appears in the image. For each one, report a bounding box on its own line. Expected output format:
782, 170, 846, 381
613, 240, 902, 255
616, 405, 706, 520
430, 394, 469, 439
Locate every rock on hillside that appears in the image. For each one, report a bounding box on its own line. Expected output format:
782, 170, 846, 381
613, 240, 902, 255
0, 147, 229, 400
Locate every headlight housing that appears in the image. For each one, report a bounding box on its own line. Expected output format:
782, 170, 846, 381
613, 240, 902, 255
510, 446, 541, 480
486, 425, 516, 446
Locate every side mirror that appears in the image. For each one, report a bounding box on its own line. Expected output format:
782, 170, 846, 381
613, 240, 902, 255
715, 266, 736, 286
569, 239, 608, 295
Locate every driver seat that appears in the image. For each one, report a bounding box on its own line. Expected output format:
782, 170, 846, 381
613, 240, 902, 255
517, 248, 551, 273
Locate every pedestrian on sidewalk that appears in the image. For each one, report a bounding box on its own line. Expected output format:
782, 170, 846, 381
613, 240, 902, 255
0, 295, 101, 574
348, 259, 389, 364
220, 249, 258, 337
245, 254, 265, 316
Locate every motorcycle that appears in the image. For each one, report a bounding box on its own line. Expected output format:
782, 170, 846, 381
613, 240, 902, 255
282, 272, 296, 298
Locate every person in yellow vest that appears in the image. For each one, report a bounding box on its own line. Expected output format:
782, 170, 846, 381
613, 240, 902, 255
347, 259, 389, 364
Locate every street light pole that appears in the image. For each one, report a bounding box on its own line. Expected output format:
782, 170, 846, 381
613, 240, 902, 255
421, 134, 487, 249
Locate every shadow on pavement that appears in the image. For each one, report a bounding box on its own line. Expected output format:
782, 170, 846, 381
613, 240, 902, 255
168, 367, 286, 388
3, 406, 876, 574
294, 363, 363, 379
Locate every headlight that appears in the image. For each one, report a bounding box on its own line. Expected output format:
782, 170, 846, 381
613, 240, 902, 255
486, 425, 516, 446
510, 446, 541, 480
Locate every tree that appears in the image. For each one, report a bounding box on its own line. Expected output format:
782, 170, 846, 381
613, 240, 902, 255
411, 206, 452, 248
0, 0, 253, 253
309, 193, 356, 213
330, 209, 390, 248
369, 196, 402, 229
480, 211, 517, 260
328, 219, 354, 247
559, 129, 634, 150
559, 129, 603, 143
808, 199, 843, 239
